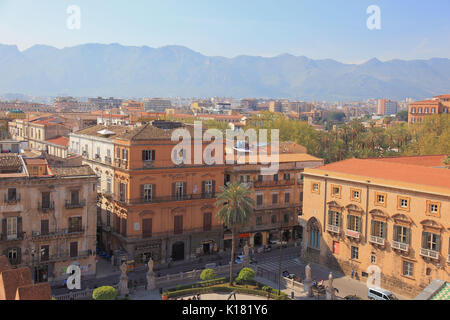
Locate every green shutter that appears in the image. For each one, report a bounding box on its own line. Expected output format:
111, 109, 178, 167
435, 234, 441, 252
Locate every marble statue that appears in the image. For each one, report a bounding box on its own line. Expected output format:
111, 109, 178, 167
147, 258, 156, 291
304, 264, 313, 297
326, 272, 335, 300
118, 262, 129, 296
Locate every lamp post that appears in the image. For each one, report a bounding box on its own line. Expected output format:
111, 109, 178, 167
277, 218, 284, 296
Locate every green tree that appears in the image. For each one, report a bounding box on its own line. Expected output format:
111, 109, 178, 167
92, 286, 117, 300
200, 269, 217, 281
215, 182, 255, 286
396, 110, 409, 122
236, 267, 255, 284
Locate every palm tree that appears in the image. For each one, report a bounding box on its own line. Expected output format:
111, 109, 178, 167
215, 181, 255, 286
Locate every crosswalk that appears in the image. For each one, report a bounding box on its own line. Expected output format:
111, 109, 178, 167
257, 257, 303, 274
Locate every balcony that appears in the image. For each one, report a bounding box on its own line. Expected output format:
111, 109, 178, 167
255, 202, 298, 211
32, 250, 91, 264
0, 232, 25, 242
4, 194, 20, 204
112, 226, 223, 242
65, 200, 86, 209
38, 201, 55, 213
345, 229, 360, 239
253, 179, 295, 188
391, 240, 409, 252
326, 224, 340, 234
113, 193, 216, 206
104, 156, 112, 165
420, 248, 440, 260
369, 235, 385, 246
142, 161, 154, 169
31, 228, 85, 241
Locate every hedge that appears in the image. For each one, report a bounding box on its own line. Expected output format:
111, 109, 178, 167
92, 286, 117, 300
165, 284, 288, 300
167, 277, 229, 293
200, 269, 217, 281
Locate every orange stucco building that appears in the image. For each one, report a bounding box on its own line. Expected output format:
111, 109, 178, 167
301, 155, 450, 297
106, 121, 226, 264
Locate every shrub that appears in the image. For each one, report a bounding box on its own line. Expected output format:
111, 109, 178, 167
92, 286, 117, 300
200, 269, 217, 281
236, 267, 255, 284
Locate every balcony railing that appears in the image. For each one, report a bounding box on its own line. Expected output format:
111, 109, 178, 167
255, 202, 298, 210
0, 232, 25, 242
65, 200, 86, 209
391, 240, 409, 252
104, 156, 112, 165
112, 226, 223, 242
326, 224, 340, 234
253, 179, 295, 188
369, 235, 385, 246
345, 229, 360, 239
113, 193, 216, 205
38, 201, 55, 212
420, 248, 440, 260
4, 194, 21, 204
31, 228, 85, 240
32, 250, 91, 264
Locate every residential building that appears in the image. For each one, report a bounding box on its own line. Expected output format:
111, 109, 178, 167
0, 154, 98, 283
225, 152, 323, 250
409, 94, 450, 124
377, 99, 398, 116
301, 156, 450, 297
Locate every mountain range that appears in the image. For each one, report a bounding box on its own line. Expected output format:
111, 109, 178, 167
1, 43, 449, 101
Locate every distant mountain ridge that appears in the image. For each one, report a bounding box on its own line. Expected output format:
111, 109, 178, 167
0, 43, 449, 101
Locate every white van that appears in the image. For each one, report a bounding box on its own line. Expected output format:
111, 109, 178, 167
368, 287, 398, 300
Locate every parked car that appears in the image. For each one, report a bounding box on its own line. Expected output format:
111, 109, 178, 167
235, 255, 245, 264
368, 287, 398, 300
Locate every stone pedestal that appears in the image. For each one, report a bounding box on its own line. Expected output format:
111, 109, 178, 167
118, 263, 129, 296
147, 273, 156, 291
304, 279, 313, 297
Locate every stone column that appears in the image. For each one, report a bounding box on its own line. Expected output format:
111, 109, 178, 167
118, 262, 129, 296
304, 264, 313, 297
326, 272, 335, 300
146, 258, 156, 291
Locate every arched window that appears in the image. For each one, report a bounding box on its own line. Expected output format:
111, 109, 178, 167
307, 218, 321, 249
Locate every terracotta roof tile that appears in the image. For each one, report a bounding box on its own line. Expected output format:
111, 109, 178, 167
15, 283, 52, 300
50, 165, 95, 177
0, 268, 33, 300
374, 155, 447, 168
46, 136, 70, 147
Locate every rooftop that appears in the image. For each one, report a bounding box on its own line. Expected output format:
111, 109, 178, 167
74, 124, 131, 138
51, 165, 95, 177
46, 136, 70, 147
304, 158, 450, 194
374, 154, 447, 168
0, 154, 22, 171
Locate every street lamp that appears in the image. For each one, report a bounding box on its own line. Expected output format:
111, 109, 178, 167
277, 215, 284, 296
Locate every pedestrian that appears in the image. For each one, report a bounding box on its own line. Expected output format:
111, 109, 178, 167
197, 293, 201, 300
351, 270, 354, 279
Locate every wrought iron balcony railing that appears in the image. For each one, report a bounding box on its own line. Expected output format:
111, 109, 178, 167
4, 193, 21, 204
38, 201, 55, 212
113, 193, 216, 205
65, 200, 86, 209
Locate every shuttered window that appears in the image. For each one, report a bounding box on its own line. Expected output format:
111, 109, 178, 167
142, 219, 152, 238
174, 216, 183, 234
203, 213, 212, 231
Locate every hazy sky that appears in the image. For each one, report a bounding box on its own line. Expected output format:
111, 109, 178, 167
1, 0, 449, 63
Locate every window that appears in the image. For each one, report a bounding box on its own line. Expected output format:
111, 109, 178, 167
122, 149, 128, 161
257, 175, 263, 182
7, 188, 17, 201
175, 182, 184, 200
40, 245, 49, 261
426, 201, 440, 216
418, 107, 422, 113
70, 242, 78, 258
272, 193, 278, 204
106, 210, 111, 227
350, 188, 361, 202
106, 178, 112, 193
119, 183, 127, 202
174, 215, 183, 234
309, 225, 320, 249
203, 180, 214, 198
256, 194, 263, 206
403, 261, 413, 277
347, 215, 361, 232
425, 108, 429, 114
431, 108, 435, 114
397, 197, 410, 211
142, 150, 156, 162
144, 184, 153, 202
69, 217, 82, 233
271, 215, 277, 224
371, 220, 387, 238
351, 246, 359, 260
375, 192, 386, 206
311, 182, 320, 193
283, 213, 290, 224
7, 217, 17, 239
371, 255, 376, 264
142, 218, 152, 238
284, 192, 290, 203
203, 213, 212, 231
328, 211, 341, 227
256, 216, 263, 225
273, 174, 279, 182
117, 148, 121, 159
393, 225, 410, 244
422, 232, 440, 252
41, 192, 51, 209
41, 220, 49, 235
331, 185, 341, 198
283, 173, 291, 181
7, 248, 19, 265
411, 117, 415, 124
71, 190, 80, 205
411, 108, 416, 113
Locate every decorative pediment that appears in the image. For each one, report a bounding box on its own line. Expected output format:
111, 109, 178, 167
369, 209, 389, 218
171, 207, 186, 214
346, 204, 364, 214
201, 204, 215, 211
139, 176, 156, 182
392, 214, 412, 224
139, 210, 155, 216
420, 219, 443, 230
327, 201, 343, 210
